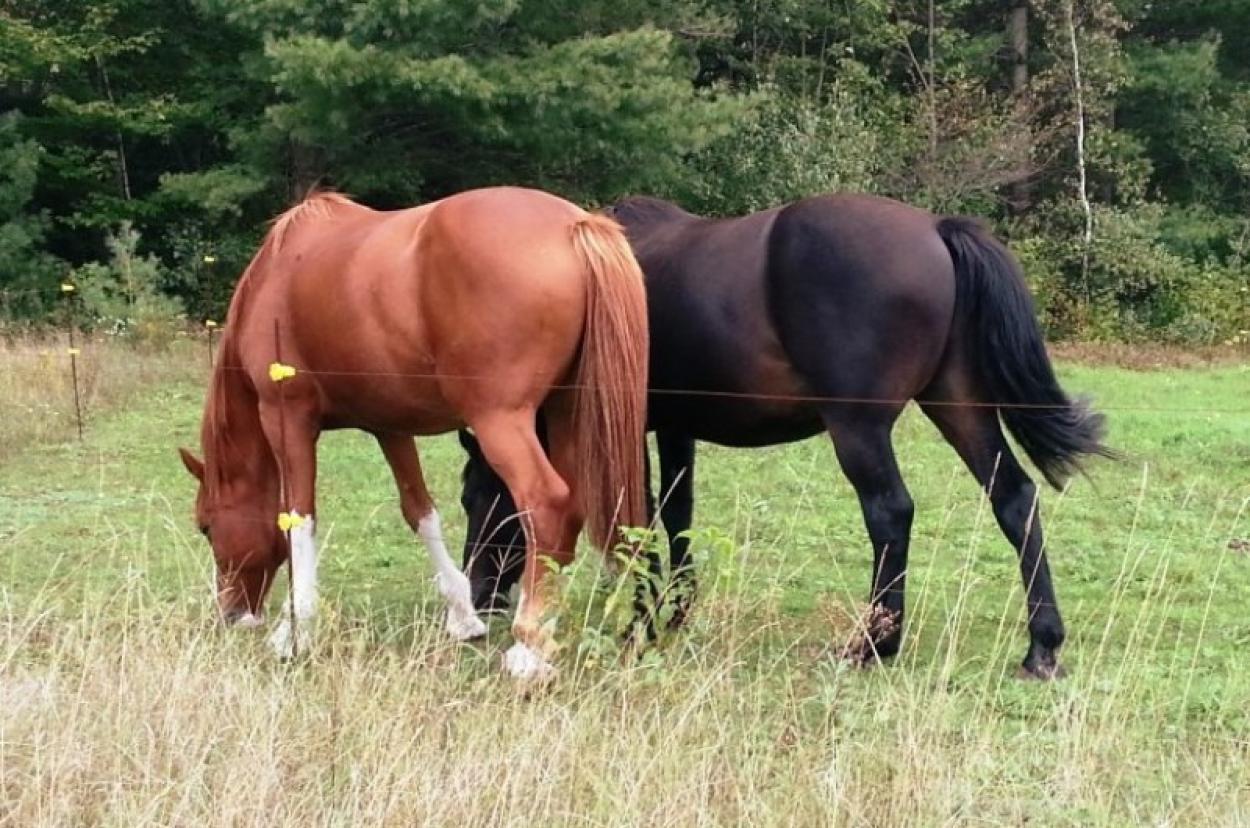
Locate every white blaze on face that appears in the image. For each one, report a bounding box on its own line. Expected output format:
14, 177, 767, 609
419, 510, 487, 641
269, 512, 317, 659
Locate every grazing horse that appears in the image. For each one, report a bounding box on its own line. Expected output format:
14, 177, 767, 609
458, 193, 1112, 679
177, 187, 649, 681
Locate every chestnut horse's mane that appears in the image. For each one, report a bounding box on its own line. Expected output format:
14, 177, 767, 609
202, 191, 360, 496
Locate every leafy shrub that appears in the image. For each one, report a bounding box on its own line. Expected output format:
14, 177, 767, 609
680, 73, 891, 216
0, 113, 64, 321
1015, 202, 1248, 345
72, 223, 184, 350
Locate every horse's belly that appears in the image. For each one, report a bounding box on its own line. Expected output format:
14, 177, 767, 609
649, 395, 823, 447
317, 375, 462, 435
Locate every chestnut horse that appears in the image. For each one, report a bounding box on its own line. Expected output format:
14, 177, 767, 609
178, 187, 648, 681
458, 193, 1113, 679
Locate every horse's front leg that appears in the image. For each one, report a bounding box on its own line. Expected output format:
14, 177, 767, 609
376, 433, 485, 642
259, 404, 321, 659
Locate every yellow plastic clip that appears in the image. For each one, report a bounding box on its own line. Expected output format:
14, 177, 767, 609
61, 283, 76, 293
277, 512, 306, 532
268, 362, 297, 383
203, 255, 217, 264
67, 347, 80, 357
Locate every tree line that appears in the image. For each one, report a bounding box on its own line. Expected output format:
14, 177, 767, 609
2, 0, 1247, 344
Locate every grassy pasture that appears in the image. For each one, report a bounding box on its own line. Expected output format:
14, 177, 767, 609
1, 341, 1248, 826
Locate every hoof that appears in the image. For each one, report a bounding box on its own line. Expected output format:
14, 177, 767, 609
222, 609, 265, 629
268, 619, 312, 660
234, 612, 265, 629
838, 605, 902, 668
1016, 660, 1068, 681
502, 642, 557, 684
838, 633, 901, 668
445, 607, 488, 642
839, 640, 883, 669
665, 600, 693, 631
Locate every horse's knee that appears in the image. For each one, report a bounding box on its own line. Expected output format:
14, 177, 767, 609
864, 488, 914, 541
993, 479, 1042, 542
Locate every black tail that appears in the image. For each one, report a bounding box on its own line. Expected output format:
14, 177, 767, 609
937, 216, 1114, 489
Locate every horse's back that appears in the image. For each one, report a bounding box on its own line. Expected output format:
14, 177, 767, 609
233, 188, 597, 434
617, 193, 960, 438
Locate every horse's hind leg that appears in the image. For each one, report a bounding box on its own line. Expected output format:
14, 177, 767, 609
469, 401, 582, 682
822, 406, 914, 664
376, 434, 486, 642
919, 392, 1066, 680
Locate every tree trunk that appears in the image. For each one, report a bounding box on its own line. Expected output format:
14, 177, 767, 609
1010, 1, 1029, 93
1066, 0, 1094, 306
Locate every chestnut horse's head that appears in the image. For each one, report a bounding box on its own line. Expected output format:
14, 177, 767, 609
179, 439, 285, 627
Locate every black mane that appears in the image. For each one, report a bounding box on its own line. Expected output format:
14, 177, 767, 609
606, 196, 698, 227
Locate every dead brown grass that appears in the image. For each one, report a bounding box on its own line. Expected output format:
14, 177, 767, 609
1050, 341, 1249, 371
0, 332, 202, 461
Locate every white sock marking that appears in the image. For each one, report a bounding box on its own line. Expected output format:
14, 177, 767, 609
269, 512, 317, 658
504, 590, 556, 681
234, 612, 264, 629
419, 510, 487, 641
503, 642, 556, 682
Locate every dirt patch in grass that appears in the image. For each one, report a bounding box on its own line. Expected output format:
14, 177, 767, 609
1050, 341, 1248, 371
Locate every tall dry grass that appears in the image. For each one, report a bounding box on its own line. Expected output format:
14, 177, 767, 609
2, 536, 1247, 828
0, 333, 200, 461
2, 338, 1247, 826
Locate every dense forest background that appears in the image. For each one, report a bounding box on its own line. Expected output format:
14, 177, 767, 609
1, 0, 1247, 344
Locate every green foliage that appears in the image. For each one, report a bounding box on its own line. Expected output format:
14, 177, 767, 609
256, 20, 739, 204
1120, 36, 1250, 211
0, 113, 63, 319
1017, 203, 1249, 345
682, 75, 889, 215
1, 0, 1247, 341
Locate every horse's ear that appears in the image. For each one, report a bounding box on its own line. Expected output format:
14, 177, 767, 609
178, 447, 205, 481
457, 429, 479, 455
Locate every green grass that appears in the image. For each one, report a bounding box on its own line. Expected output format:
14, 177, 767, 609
1, 353, 1248, 825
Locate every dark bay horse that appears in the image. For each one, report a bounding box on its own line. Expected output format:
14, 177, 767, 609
459, 193, 1112, 679
178, 187, 649, 681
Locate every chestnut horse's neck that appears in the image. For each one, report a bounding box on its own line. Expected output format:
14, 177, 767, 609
202, 336, 277, 502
